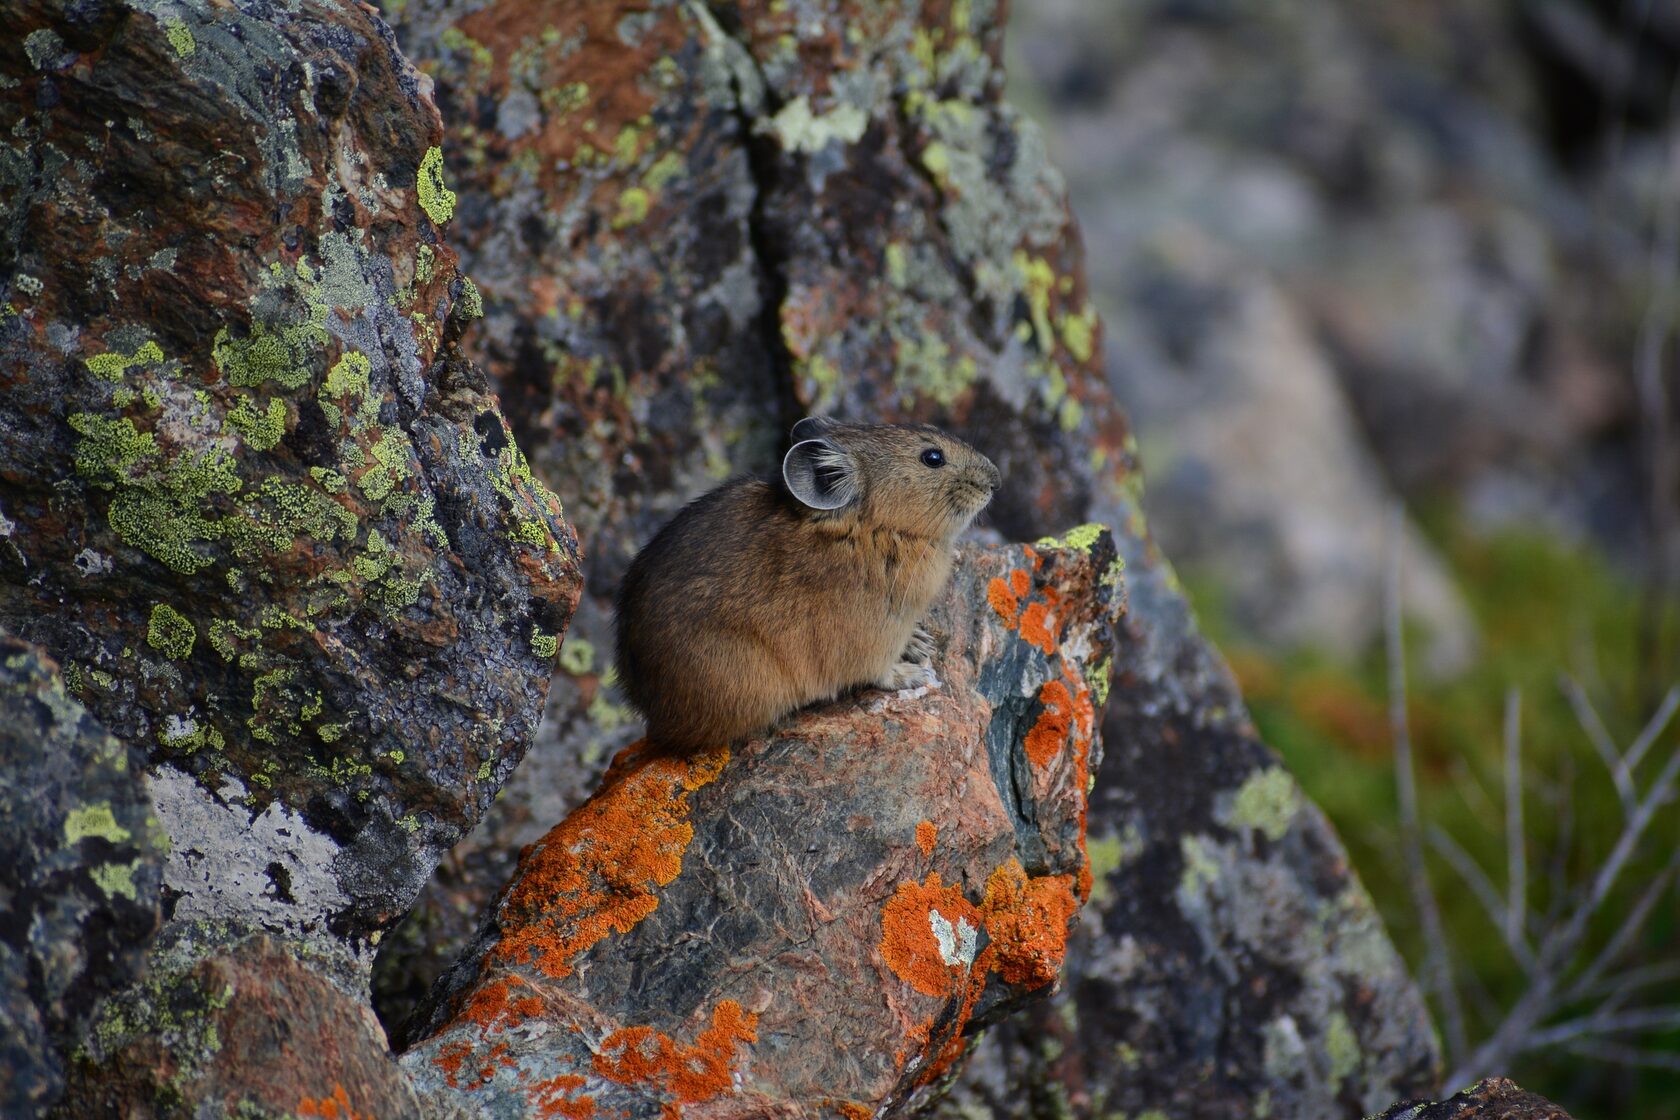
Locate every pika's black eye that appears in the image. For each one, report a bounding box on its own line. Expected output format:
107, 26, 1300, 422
921, 448, 946, 468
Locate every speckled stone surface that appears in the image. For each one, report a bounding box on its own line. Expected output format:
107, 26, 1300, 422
372, 2, 1440, 1115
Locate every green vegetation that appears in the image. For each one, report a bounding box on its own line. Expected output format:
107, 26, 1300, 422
1189, 519, 1680, 1117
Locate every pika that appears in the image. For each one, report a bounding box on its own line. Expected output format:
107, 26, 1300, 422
614, 417, 1001, 752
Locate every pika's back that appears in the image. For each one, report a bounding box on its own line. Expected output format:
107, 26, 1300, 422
614, 418, 999, 751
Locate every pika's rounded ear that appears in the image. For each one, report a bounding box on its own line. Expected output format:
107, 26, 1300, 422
790, 416, 837, 444
782, 438, 859, 510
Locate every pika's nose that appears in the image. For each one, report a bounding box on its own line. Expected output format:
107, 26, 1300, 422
982, 458, 1001, 491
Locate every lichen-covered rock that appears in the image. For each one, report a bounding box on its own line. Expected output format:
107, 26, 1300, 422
400, 538, 1121, 1117
374, 1, 1441, 1114
0, 0, 580, 950
0, 636, 164, 1117
58, 933, 422, 1119
1371, 1078, 1576, 1120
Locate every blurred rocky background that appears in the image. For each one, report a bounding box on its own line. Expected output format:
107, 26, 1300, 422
1006, 1, 1680, 1116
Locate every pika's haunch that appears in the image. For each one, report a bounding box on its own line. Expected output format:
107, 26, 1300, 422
614, 418, 1001, 751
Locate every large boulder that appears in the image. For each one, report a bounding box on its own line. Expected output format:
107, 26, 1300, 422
0, 637, 164, 1115
374, 0, 1441, 1114
2, 0, 581, 1111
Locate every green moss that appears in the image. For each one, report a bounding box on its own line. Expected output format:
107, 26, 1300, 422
223, 396, 287, 451
146, 604, 197, 660
417, 146, 457, 226
64, 804, 130, 845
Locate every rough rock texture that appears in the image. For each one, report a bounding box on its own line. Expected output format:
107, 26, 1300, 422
2, 0, 580, 1113
60, 933, 423, 1120
401, 538, 1120, 1117
0, 637, 164, 1116
373, 0, 1442, 1116
1372, 1078, 1577, 1120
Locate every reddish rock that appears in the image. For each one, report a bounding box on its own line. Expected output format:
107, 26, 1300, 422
400, 538, 1122, 1117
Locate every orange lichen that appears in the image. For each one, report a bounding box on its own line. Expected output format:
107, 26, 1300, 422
878, 872, 981, 998
986, 576, 1019, 624
592, 1000, 759, 1110
979, 860, 1078, 990
1010, 568, 1030, 596
458, 973, 547, 1033
829, 1101, 874, 1120
528, 1073, 596, 1119
1018, 600, 1057, 653
298, 1084, 367, 1120
1025, 679, 1074, 768
914, 820, 937, 857
487, 741, 728, 980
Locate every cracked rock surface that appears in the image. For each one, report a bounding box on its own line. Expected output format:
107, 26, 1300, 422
375, 2, 1440, 1115
3, 0, 579, 1114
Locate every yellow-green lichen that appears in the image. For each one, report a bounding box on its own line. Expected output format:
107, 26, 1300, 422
146, 604, 196, 661
456, 277, 484, 320
162, 18, 194, 58
1015, 251, 1057, 355
85, 339, 164, 383
531, 628, 559, 660
611, 187, 651, 229
90, 860, 140, 900
1036, 523, 1106, 552
223, 396, 287, 451
417, 146, 456, 225
64, 804, 130, 845
644, 151, 685, 192
1226, 767, 1299, 843
213, 319, 322, 391
1060, 305, 1098, 364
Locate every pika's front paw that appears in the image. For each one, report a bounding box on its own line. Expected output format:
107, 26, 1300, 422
902, 626, 935, 665
874, 658, 936, 692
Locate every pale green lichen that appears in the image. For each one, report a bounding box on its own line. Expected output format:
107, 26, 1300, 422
64, 804, 130, 845
1226, 767, 1299, 842
417, 146, 456, 225
531, 628, 559, 659
1324, 1011, 1360, 1090
558, 637, 594, 675
24, 28, 66, 70
146, 604, 196, 660
644, 151, 685, 192
768, 95, 868, 154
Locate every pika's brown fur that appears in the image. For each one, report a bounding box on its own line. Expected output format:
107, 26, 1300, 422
615, 418, 1001, 751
